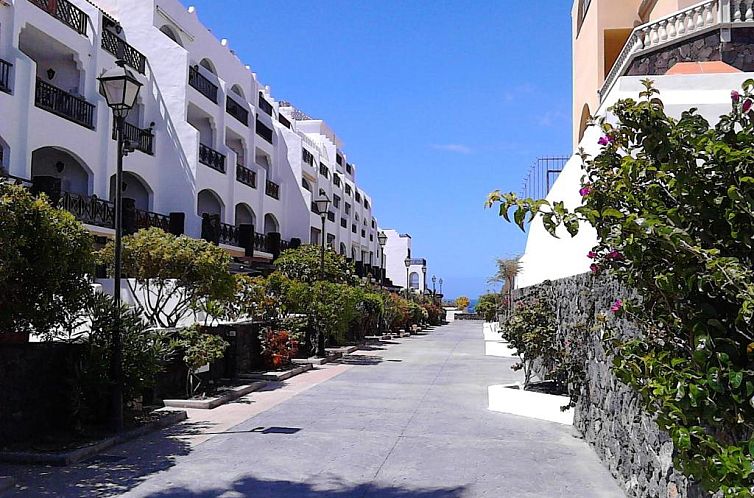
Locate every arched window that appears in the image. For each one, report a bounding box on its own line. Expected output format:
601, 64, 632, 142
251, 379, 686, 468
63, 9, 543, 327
235, 203, 255, 227
159, 25, 184, 47
31, 146, 92, 195
578, 104, 591, 143
197, 189, 223, 218
263, 213, 279, 234
199, 58, 217, 75
409, 272, 420, 290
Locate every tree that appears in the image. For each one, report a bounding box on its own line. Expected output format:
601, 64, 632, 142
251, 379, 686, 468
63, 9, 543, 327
175, 325, 228, 398
487, 80, 754, 494
475, 293, 499, 322
98, 228, 235, 327
488, 257, 521, 318
455, 296, 470, 312
0, 183, 94, 338
274, 244, 356, 284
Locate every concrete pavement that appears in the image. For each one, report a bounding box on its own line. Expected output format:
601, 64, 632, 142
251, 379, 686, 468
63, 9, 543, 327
1, 321, 624, 497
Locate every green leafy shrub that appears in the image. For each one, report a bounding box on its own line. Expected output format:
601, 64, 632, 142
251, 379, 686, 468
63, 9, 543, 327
97, 228, 235, 328
475, 294, 499, 322
0, 183, 94, 338
175, 325, 228, 397
488, 79, 754, 495
274, 245, 356, 284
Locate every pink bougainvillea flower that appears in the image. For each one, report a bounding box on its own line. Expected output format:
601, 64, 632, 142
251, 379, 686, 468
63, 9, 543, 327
590, 263, 599, 273
579, 185, 592, 197
597, 135, 615, 146
587, 251, 597, 259
610, 299, 623, 313
744, 99, 753, 113
732, 90, 741, 103
607, 250, 625, 261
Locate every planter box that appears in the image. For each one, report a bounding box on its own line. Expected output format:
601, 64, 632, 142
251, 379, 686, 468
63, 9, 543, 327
162, 382, 266, 410
488, 383, 573, 425
239, 363, 312, 382
0, 410, 187, 466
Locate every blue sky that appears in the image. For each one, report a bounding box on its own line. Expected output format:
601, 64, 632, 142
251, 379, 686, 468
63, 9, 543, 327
183, 0, 574, 299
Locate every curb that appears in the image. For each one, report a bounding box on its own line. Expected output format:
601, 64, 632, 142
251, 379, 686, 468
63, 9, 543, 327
240, 363, 313, 382
0, 410, 187, 466
162, 382, 266, 409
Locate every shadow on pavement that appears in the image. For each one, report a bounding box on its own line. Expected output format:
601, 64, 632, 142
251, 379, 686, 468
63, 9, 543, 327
142, 474, 467, 498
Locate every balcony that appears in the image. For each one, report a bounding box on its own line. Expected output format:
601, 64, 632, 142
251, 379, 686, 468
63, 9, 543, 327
219, 222, 240, 247
199, 144, 226, 173
236, 164, 256, 188
256, 119, 273, 144
255, 232, 268, 252
135, 209, 171, 232
35, 79, 95, 129
59, 191, 114, 228
101, 29, 146, 75
258, 92, 273, 116
0, 59, 11, 93
406, 258, 427, 266
265, 180, 280, 200
29, 0, 88, 36
189, 66, 218, 104
226, 96, 249, 125
112, 121, 154, 155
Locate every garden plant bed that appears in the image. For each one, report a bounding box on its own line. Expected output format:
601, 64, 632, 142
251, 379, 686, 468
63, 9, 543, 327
162, 382, 267, 409
239, 363, 313, 382
488, 382, 573, 425
0, 409, 187, 466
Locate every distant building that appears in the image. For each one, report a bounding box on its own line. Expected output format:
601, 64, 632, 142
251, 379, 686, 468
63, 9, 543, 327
381, 229, 429, 293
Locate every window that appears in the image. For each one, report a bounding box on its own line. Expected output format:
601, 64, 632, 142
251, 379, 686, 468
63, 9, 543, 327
577, 0, 592, 34
355, 191, 361, 203
333, 194, 341, 208
327, 211, 335, 222
333, 174, 341, 187
361, 229, 366, 238
319, 163, 329, 178
352, 224, 357, 233
345, 184, 352, 196
346, 163, 353, 174
279, 114, 291, 128
302, 148, 314, 166
255, 119, 273, 144
258, 92, 273, 116
371, 219, 376, 229
301, 178, 312, 191
341, 218, 347, 228
409, 272, 420, 290
345, 203, 351, 215
355, 213, 359, 221
336, 153, 343, 166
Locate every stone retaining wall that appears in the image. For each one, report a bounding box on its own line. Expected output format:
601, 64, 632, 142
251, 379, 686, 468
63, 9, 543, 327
517, 274, 708, 498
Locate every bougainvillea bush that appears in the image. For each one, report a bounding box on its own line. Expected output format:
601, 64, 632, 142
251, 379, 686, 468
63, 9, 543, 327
487, 79, 754, 496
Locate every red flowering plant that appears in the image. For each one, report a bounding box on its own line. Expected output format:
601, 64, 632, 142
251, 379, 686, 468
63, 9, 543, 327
261, 328, 299, 370
487, 79, 754, 495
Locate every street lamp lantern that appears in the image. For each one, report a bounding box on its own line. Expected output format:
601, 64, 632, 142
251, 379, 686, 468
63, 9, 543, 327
432, 275, 437, 295
377, 231, 387, 288
97, 60, 142, 433
377, 231, 387, 247
421, 265, 427, 294
404, 257, 411, 298
314, 193, 330, 217
98, 60, 143, 118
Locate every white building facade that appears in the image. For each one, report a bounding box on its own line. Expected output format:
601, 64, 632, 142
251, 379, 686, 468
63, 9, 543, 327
0, 0, 385, 275
381, 229, 428, 293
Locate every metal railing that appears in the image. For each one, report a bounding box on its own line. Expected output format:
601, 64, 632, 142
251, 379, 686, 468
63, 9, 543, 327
189, 66, 218, 103
599, 0, 722, 102
35, 79, 95, 129
101, 29, 146, 75
265, 180, 280, 199
226, 96, 249, 125
255, 232, 268, 252
29, 0, 89, 36
112, 121, 154, 155
406, 258, 427, 266
199, 144, 226, 173
219, 222, 240, 246
520, 156, 568, 199
135, 209, 170, 231
0, 59, 11, 93
59, 191, 114, 228
236, 164, 256, 188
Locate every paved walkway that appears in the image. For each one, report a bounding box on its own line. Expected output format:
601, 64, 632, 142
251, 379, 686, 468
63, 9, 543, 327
1, 321, 624, 497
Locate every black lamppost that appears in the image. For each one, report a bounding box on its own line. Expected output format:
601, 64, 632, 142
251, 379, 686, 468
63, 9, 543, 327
432, 275, 437, 295
314, 193, 330, 358
377, 231, 387, 288
421, 266, 427, 295
98, 60, 143, 432
439, 278, 443, 295
404, 257, 411, 298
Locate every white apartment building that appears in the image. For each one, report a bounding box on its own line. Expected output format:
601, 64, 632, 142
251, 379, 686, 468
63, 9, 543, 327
517, 0, 754, 288
381, 229, 428, 293
0, 0, 384, 276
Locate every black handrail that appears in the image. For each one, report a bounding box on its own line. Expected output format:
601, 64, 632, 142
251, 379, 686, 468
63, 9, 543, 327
226, 96, 249, 125
255, 232, 267, 252
35, 79, 95, 129
199, 144, 226, 173
0, 59, 11, 93
101, 29, 146, 74
219, 222, 240, 246
135, 209, 170, 231
29, 0, 89, 36
189, 66, 218, 103
265, 180, 280, 199
112, 121, 154, 155
59, 191, 114, 228
236, 164, 256, 188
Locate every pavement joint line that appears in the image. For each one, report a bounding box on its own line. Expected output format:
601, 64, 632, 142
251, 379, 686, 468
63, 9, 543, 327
363, 327, 465, 497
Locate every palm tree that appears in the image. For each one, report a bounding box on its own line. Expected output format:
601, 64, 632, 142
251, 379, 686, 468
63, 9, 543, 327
488, 257, 521, 320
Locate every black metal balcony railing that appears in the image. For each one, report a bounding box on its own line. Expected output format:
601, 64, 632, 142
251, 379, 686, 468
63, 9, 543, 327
226, 96, 249, 125
189, 66, 218, 103
265, 180, 280, 200
112, 121, 154, 155
59, 191, 114, 228
255, 232, 267, 252
0, 59, 11, 93
135, 209, 170, 232
199, 144, 226, 173
256, 119, 273, 144
236, 164, 256, 188
258, 92, 273, 116
35, 79, 95, 129
219, 222, 240, 246
29, 0, 89, 36
101, 29, 147, 75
